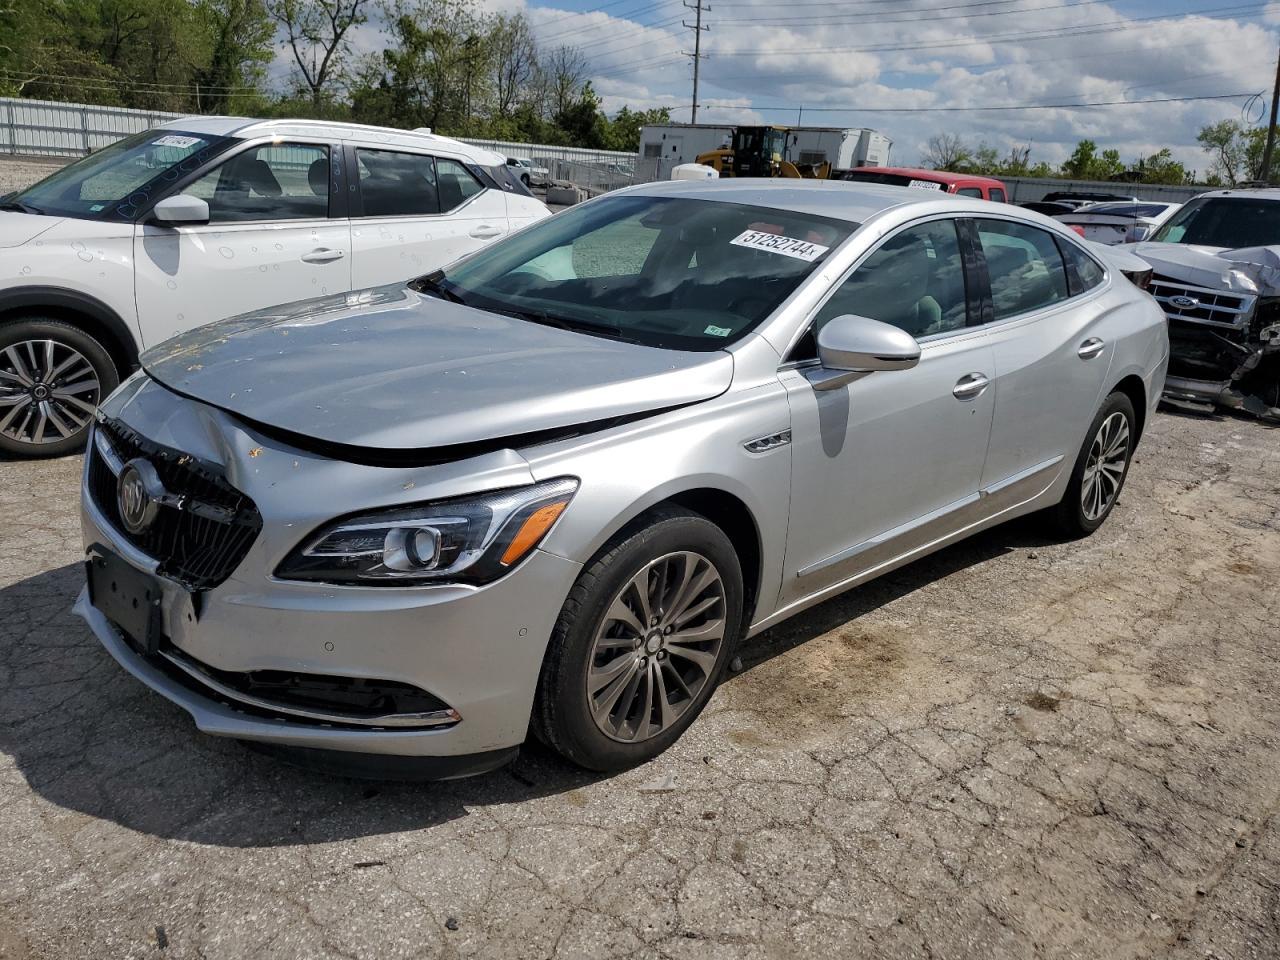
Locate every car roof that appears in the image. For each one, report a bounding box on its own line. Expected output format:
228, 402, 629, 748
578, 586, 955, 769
155, 115, 504, 164
1190, 187, 1280, 201
846, 166, 1006, 186
622, 177, 991, 224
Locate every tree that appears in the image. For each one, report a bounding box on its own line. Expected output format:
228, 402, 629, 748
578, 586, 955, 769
1061, 139, 1097, 179
1134, 148, 1188, 185
267, 0, 371, 109
923, 133, 972, 172
192, 0, 275, 111
554, 80, 605, 148
490, 13, 536, 118
603, 105, 670, 152
543, 45, 587, 119
1196, 119, 1248, 186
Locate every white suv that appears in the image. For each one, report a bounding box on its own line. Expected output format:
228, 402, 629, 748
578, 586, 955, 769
0, 117, 551, 457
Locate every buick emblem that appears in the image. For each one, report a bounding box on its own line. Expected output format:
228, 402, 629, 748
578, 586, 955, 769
117, 459, 163, 535
1168, 294, 1200, 311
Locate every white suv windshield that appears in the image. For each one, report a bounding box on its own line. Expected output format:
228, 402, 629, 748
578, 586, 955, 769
434, 195, 855, 351
1151, 196, 1280, 248
5, 129, 235, 221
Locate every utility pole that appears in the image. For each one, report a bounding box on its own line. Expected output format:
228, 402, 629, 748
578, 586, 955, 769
1262, 45, 1280, 184
683, 0, 709, 123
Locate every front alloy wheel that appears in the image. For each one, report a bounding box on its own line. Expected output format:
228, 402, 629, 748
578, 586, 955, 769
588, 550, 728, 743
533, 507, 744, 771
0, 319, 118, 458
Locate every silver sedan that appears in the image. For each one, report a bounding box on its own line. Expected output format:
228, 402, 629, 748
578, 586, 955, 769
76, 180, 1169, 777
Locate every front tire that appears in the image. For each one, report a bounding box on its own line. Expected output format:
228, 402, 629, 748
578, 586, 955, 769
0, 317, 119, 458
1049, 390, 1136, 538
533, 507, 744, 772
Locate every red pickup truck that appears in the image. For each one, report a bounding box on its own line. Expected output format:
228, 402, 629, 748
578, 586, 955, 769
835, 166, 1010, 203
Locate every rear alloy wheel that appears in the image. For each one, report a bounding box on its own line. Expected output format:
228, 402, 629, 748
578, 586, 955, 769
533, 508, 744, 771
0, 319, 119, 458
1049, 390, 1136, 538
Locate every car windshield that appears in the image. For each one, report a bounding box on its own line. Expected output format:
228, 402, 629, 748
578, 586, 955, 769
433, 194, 855, 351
6, 129, 235, 221
1077, 203, 1170, 218
1149, 196, 1280, 248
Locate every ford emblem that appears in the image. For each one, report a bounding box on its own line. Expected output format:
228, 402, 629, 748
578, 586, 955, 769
1168, 294, 1200, 311
117, 459, 163, 534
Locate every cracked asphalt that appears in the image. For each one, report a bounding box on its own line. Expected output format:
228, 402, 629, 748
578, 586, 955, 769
2, 409, 1279, 960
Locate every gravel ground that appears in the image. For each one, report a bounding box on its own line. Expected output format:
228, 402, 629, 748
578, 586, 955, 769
1, 409, 1279, 959
0, 157, 67, 196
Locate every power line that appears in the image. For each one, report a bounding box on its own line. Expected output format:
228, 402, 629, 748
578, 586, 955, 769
700, 90, 1263, 113
727, 0, 1115, 24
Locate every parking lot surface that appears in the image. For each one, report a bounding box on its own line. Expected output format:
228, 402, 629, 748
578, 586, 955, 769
2, 409, 1279, 960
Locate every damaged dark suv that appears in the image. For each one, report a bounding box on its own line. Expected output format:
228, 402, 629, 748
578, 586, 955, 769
1127, 189, 1280, 420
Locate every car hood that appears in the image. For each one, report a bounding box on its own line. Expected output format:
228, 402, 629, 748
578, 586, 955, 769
142, 285, 734, 453
1123, 241, 1280, 296
0, 211, 63, 248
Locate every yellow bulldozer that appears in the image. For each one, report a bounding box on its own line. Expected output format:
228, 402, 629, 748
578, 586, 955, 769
695, 125, 832, 179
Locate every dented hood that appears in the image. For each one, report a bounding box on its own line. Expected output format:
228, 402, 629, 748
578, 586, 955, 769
1124, 241, 1280, 297
142, 286, 733, 452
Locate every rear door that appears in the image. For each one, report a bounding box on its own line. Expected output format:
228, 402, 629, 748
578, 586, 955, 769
134, 138, 350, 345
348, 146, 511, 288
972, 218, 1114, 493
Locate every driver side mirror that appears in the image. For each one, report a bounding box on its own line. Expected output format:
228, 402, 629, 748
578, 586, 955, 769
810, 314, 920, 391
152, 194, 209, 225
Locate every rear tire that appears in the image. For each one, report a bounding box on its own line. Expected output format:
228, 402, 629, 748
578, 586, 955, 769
0, 317, 119, 459
1048, 390, 1136, 538
532, 507, 744, 772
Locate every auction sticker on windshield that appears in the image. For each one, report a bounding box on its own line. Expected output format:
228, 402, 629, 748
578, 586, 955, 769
153, 135, 205, 149
908, 180, 944, 190
730, 230, 830, 262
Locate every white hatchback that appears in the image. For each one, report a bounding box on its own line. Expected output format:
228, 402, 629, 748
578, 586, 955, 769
0, 117, 551, 457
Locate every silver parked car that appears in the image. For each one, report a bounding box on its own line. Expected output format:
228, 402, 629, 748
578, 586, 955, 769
76, 181, 1169, 777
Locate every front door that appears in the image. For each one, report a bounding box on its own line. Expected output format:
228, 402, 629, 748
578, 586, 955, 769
779, 217, 997, 607
349, 148, 510, 288
134, 139, 350, 346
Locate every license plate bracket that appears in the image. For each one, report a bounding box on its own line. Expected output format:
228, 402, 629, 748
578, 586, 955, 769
86, 547, 165, 656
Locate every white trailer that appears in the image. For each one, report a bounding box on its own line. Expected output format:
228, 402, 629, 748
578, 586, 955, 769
638, 124, 892, 173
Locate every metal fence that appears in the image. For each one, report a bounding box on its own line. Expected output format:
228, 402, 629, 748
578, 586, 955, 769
0, 96, 189, 157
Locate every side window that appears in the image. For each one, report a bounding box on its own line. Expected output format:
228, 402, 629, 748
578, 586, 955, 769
975, 219, 1069, 321
434, 157, 484, 212
990, 188, 1007, 203
956, 187, 983, 198
807, 219, 969, 348
1057, 237, 1106, 294
184, 142, 329, 222
356, 149, 438, 217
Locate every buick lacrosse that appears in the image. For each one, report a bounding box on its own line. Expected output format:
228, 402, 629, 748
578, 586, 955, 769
76, 180, 1168, 777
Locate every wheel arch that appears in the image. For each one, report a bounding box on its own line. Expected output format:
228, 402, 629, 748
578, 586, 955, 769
0, 286, 138, 376
1109, 372, 1148, 442
600, 485, 765, 630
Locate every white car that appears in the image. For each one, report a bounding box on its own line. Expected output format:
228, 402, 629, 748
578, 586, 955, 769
0, 117, 551, 457
1055, 201, 1181, 244
506, 157, 549, 188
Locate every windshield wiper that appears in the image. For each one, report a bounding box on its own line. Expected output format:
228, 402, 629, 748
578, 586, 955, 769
0, 199, 42, 215
411, 271, 468, 305
497, 307, 637, 344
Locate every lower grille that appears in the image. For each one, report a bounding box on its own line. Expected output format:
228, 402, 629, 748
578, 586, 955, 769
1150, 274, 1255, 330
87, 418, 261, 590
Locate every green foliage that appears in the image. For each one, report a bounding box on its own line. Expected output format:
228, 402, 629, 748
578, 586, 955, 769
1, 0, 660, 151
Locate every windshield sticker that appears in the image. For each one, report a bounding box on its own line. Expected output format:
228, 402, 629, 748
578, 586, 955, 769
153, 135, 204, 149
908, 179, 943, 190
730, 229, 830, 262
704, 324, 732, 337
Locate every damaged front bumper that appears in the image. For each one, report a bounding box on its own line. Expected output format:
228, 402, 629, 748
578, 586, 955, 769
1138, 255, 1280, 421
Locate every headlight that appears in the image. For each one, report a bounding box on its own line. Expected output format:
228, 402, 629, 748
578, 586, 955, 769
276, 477, 578, 586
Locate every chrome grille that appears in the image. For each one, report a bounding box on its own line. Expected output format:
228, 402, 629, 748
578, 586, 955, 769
1149, 274, 1255, 330
87, 418, 261, 590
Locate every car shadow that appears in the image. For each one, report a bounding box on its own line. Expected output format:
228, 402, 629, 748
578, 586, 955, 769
0, 517, 1049, 848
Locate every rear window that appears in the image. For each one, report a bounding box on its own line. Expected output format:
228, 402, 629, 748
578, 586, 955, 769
840, 171, 943, 191
956, 187, 983, 198
1077, 203, 1170, 218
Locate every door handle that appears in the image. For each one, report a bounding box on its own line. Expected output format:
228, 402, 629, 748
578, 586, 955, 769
952, 372, 990, 401
300, 248, 345, 263
469, 225, 504, 239
1077, 337, 1105, 360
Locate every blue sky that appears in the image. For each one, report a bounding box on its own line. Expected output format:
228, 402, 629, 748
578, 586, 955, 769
337, 0, 1280, 171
